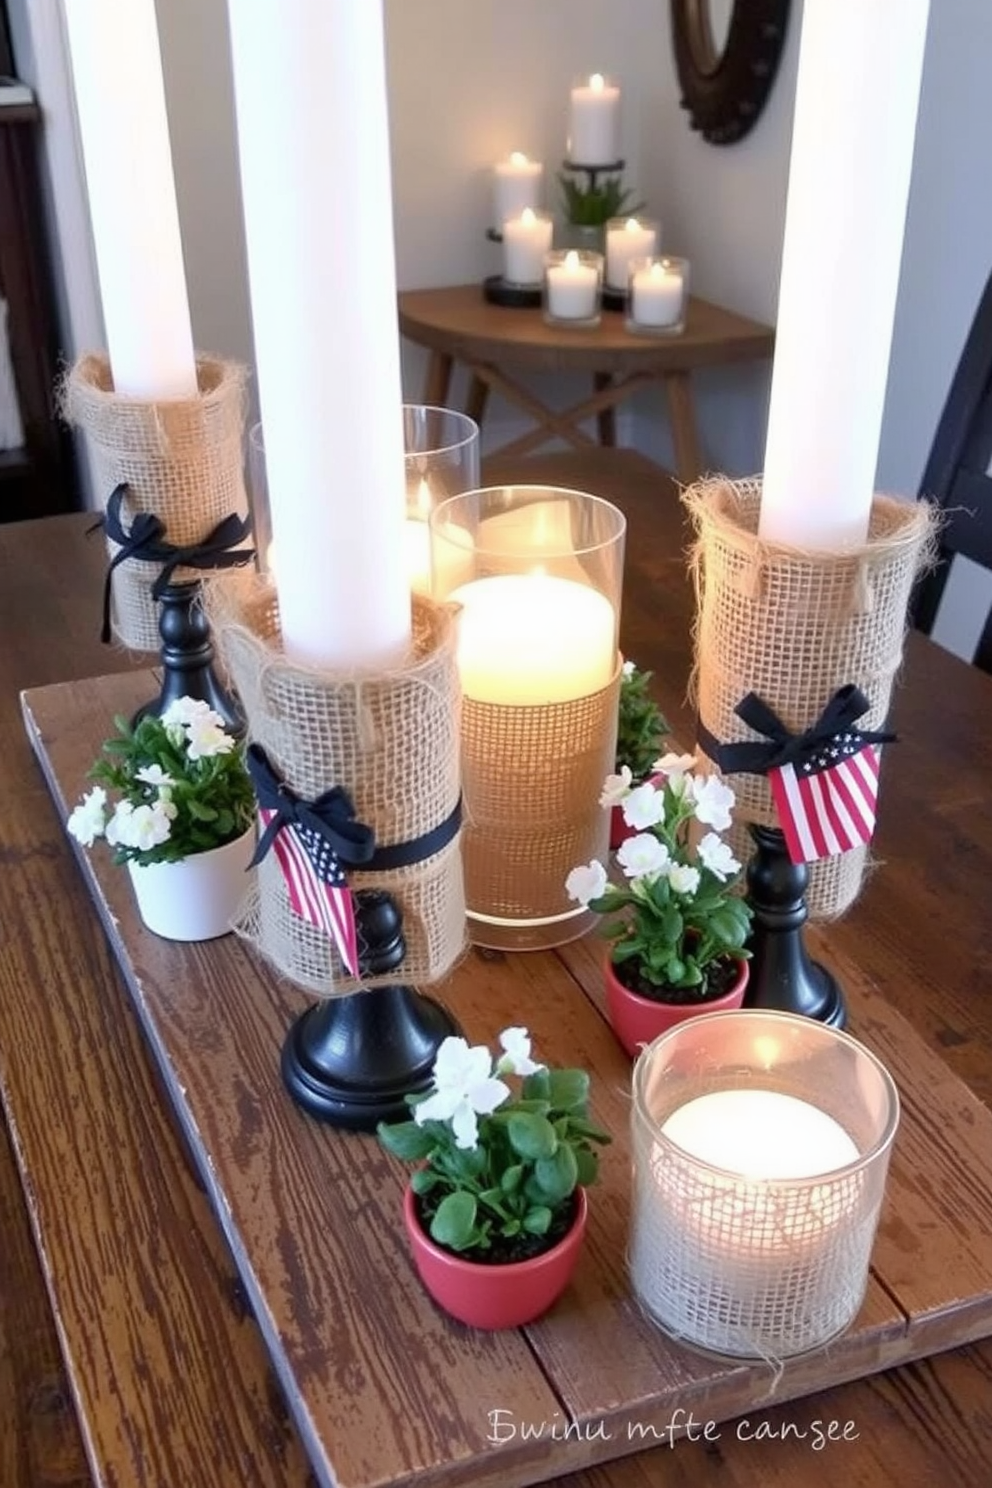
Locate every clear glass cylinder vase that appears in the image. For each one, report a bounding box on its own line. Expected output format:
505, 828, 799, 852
430, 485, 626, 950
403, 405, 480, 596
629, 1010, 899, 1360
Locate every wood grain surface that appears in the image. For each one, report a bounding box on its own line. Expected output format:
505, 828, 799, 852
4, 494, 992, 1487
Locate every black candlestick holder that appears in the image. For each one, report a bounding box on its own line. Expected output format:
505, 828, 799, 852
281, 889, 460, 1130
133, 579, 244, 736
744, 824, 847, 1028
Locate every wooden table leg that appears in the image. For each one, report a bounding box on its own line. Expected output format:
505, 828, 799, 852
593, 372, 616, 447
664, 370, 704, 485
421, 349, 454, 408
464, 373, 489, 428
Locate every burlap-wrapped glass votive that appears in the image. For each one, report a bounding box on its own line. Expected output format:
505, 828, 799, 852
684, 478, 937, 919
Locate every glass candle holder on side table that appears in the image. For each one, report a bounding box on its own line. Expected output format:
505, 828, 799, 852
626, 255, 690, 336
543, 249, 604, 329
403, 405, 480, 596
430, 485, 626, 951
629, 1010, 899, 1360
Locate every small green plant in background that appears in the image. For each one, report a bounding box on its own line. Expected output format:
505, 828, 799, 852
558, 172, 646, 227
615, 660, 670, 783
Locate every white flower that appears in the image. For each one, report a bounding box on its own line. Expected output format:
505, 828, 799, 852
136, 764, 175, 788
67, 786, 108, 847
104, 800, 134, 847
157, 790, 178, 821
668, 862, 701, 895
414, 1036, 510, 1149
622, 659, 636, 678
497, 1027, 544, 1077
622, 782, 666, 831
599, 766, 633, 808
185, 718, 235, 760
617, 833, 670, 879
691, 774, 736, 832
565, 859, 608, 906
697, 832, 741, 882
652, 751, 696, 780
160, 696, 217, 728
111, 801, 173, 851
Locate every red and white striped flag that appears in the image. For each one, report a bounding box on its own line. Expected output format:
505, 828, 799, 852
768, 734, 881, 866
259, 807, 359, 974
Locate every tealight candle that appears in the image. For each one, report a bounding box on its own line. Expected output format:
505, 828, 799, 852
502, 208, 554, 286
568, 73, 621, 166
626, 256, 689, 335
605, 216, 659, 291
492, 151, 544, 230
544, 249, 603, 326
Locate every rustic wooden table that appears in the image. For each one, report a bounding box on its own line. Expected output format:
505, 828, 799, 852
397, 286, 775, 483
4, 468, 992, 1487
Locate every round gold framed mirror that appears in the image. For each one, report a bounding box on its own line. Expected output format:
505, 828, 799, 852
671, 0, 791, 145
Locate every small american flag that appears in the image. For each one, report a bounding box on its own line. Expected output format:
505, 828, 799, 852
259, 807, 359, 974
768, 733, 881, 866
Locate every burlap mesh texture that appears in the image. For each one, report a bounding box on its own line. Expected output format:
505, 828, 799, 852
460, 669, 620, 926
684, 479, 937, 920
209, 571, 465, 995
62, 354, 248, 653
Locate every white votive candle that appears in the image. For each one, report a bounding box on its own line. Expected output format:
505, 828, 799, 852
502, 208, 554, 286
628, 257, 688, 331
568, 73, 621, 166
449, 573, 615, 705
662, 1090, 859, 1179
493, 152, 544, 229
545, 250, 601, 324
605, 216, 658, 290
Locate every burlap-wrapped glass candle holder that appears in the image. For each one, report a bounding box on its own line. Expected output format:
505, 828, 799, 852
63, 353, 250, 653
630, 1010, 899, 1360
684, 478, 937, 919
431, 486, 625, 951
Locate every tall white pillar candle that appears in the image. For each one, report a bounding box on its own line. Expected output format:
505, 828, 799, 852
493, 153, 543, 229
63, 0, 196, 398
502, 209, 554, 285
567, 74, 621, 166
227, 0, 411, 669
759, 1, 930, 549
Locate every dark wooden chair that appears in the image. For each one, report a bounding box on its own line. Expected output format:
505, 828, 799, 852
912, 268, 992, 672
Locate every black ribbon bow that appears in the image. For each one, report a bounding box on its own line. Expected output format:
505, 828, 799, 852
246, 745, 463, 875
98, 483, 254, 643
697, 685, 897, 777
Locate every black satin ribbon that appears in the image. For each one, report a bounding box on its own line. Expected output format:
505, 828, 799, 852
99, 483, 254, 643
246, 744, 462, 874
697, 685, 897, 777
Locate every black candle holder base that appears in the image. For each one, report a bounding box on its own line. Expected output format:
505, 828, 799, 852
281, 986, 460, 1130
744, 824, 847, 1027
134, 579, 244, 736
482, 274, 542, 309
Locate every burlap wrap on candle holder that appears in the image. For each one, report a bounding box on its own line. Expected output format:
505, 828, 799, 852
684, 478, 937, 919
208, 571, 465, 995
460, 669, 621, 950
62, 353, 248, 653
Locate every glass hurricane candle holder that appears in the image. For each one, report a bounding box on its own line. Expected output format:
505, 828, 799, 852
543, 249, 604, 329
629, 1010, 899, 1360
430, 485, 626, 951
605, 216, 660, 292
402, 405, 480, 595
626, 255, 690, 336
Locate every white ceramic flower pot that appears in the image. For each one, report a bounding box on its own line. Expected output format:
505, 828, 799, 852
126, 829, 255, 942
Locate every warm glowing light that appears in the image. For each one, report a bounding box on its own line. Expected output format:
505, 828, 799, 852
589, 72, 605, 90
509, 150, 529, 166
564, 250, 580, 270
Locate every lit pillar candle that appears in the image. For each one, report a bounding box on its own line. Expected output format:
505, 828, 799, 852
605, 217, 658, 291
227, 0, 411, 669
629, 259, 687, 329
492, 152, 543, 229
567, 73, 621, 166
546, 250, 600, 322
63, 0, 196, 398
759, 1, 930, 549
502, 208, 554, 286
448, 574, 615, 705
662, 1090, 859, 1179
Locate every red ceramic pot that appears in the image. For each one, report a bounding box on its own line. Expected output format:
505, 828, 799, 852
605, 954, 749, 1059
402, 1184, 588, 1330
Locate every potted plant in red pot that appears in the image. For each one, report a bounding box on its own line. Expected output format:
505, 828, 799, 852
602, 660, 670, 850
377, 1027, 610, 1330
569, 759, 753, 1057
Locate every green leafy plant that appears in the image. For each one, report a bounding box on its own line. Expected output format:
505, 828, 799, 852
378, 1027, 610, 1259
568, 758, 752, 996
558, 172, 646, 227
66, 698, 255, 866
615, 660, 670, 782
